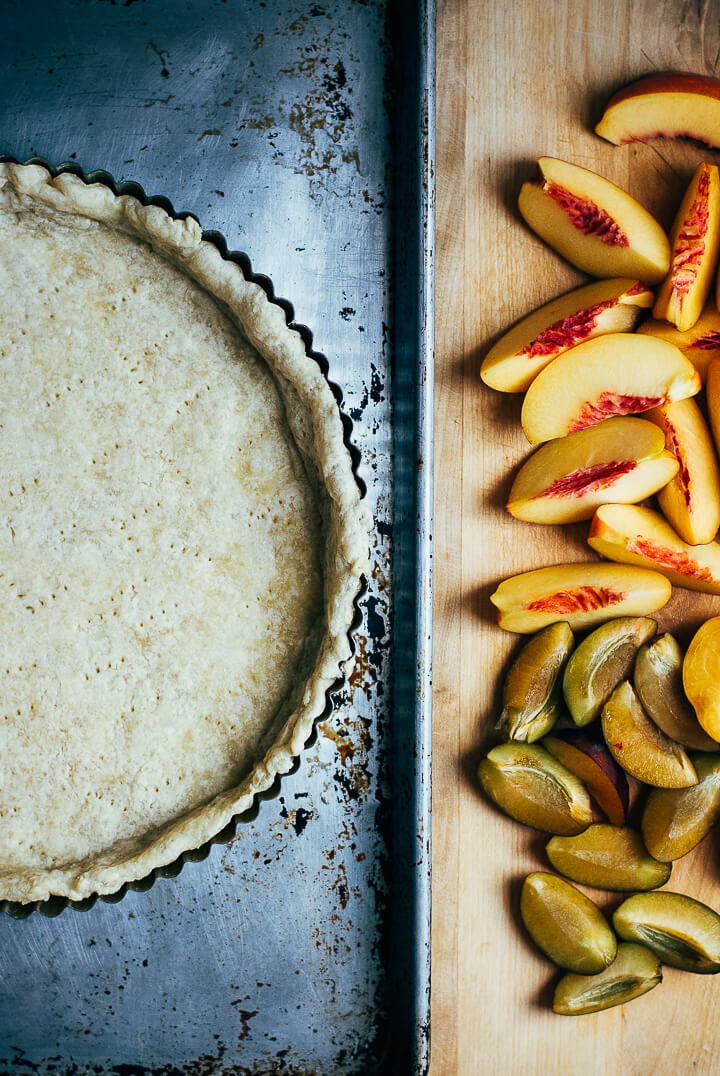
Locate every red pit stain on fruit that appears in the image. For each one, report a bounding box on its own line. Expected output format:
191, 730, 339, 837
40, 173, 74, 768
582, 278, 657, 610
569, 393, 664, 433
692, 331, 720, 350
662, 420, 692, 508
669, 169, 710, 305
526, 586, 625, 614
627, 537, 713, 580
544, 181, 629, 246
626, 281, 648, 296
540, 459, 636, 498
521, 301, 615, 359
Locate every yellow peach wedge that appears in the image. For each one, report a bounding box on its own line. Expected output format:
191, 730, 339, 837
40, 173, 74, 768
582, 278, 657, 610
647, 398, 720, 545
653, 163, 720, 332
596, 72, 720, 149
588, 504, 720, 594
638, 303, 720, 383
705, 357, 720, 461
518, 157, 670, 283
507, 417, 678, 524
521, 334, 700, 445
683, 617, 720, 742
490, 563, 671, 634
481, 280, 653, 394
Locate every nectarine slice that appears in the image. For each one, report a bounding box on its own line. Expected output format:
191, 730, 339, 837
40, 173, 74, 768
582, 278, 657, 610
588, 503, 720, 594
638, 302, 720, 383
683, 617, 720, 742
518, 157, 670, 283
647, 398, 720, 545
507, 416, 678, 524
521, 333, 700, 445
481, 279, 653, 394
653, 163, 720, 332
704, 357, 720, 462
490, 562, 671, 633
601, 680, 697, 789
596, 72, 720, 149
543, 731, 629, 826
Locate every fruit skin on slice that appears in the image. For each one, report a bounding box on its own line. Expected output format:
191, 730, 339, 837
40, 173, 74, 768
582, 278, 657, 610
520, 333, 700, 445
546, 824, 672, 891
613, 891, 720, 974
543, 731, 629, 826
490, 562, 671, 634
634, 634, 719, 752
595, 72, 720, 149
588, 503, 720, 594
704, 357, 720, 463
477, 742, 592, 835
518, 157, 670, 283
601, 680, 697, 789
653, 163, 720, 331
562, 616, 657, 727
647, 398, 720, 545
683, 617, 720, 741
642, 754, 720, 861
638, 303, 720, 383
507, 416, 678, 525
520, 872, 617, 974
481, 279, 653, 394
553, 943, 662, 1015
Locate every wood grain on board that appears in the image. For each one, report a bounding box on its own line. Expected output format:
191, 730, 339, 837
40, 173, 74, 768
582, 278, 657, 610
432, 1, 720, 1073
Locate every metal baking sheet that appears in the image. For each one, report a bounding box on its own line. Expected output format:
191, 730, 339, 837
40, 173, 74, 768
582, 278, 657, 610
0, 1, 434, 1073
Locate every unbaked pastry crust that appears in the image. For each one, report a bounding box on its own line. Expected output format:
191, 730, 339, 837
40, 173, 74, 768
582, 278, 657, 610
0, 161, 370, 904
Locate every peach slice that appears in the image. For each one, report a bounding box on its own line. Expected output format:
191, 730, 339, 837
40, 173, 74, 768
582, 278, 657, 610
647, 398, 720, 545
521, 334, 700, 445
518, 157, 670, 283
543, 731, 630, 826
596, 72, 720, 149
490, 562, 671, 634
507, 416, 678, 524
683, 617, 720, 742
638, 303, 720, 383
588, 503, 720, 594
481, 279, 654, 394
601, 680, 697, 789
653, 163, 720, 331
704, 357, 720, 461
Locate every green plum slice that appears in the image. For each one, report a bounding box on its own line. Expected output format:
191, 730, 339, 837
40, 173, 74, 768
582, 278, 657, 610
563, 616, 657, 726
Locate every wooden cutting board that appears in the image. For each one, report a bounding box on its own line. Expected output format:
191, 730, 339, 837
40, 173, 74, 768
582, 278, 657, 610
432, 1, 720, 1072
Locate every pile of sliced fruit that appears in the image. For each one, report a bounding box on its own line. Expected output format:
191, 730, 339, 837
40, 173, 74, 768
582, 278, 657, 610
478, 72, 720, 1015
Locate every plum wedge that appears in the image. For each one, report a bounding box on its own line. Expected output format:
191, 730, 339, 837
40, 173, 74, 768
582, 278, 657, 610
647, 398, 720, 545
518, 157, 670, 283
521, 334, 700, 445
601, 680, 697, 789
481, 279, 653, 393
507, 416, 678, 524
653, 163, 720, 332
490, 562, 671, 633
638, 303, 720, 383
588, 503, 720, 595
596, 72, 720, 149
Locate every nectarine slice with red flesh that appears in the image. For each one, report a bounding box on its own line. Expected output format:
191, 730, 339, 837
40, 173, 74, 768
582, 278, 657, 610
544, 732, 629, 825
507, 416, 678, 524
638, 303, 720, 383
481, 279, 653, 393
490, 563, 671, 633
518, 158, 670, 283
588, 503, 720, 594
653, 163, 720, 332
596, 72, 720, 149
521, 334, 700, 445
647, 398, 720, 545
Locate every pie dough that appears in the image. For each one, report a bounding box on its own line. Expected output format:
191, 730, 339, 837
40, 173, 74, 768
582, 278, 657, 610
0, 162, 369, 904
